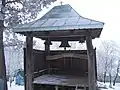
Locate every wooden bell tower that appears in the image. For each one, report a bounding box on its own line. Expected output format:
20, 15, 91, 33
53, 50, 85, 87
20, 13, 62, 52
12, 4, 104, 90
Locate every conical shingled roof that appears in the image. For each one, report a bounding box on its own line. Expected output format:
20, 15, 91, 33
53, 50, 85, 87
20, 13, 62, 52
12, 4, 104, 33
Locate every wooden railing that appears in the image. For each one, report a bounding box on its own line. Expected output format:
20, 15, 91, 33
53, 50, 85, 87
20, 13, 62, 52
33, 68, 60, 78
33, 69, 48, 78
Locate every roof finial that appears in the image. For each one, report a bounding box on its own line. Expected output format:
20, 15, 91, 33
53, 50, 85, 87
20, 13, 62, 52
60, 0, 63, 5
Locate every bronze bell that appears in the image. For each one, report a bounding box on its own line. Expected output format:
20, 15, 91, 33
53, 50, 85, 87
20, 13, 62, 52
79, 36, 85, 43
59, 40, 71, 48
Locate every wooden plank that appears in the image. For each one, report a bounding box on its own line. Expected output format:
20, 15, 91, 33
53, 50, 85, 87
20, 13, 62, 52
33, 74, 88, 87
25, 35, 33, 90
86, 31, 96, 90
46, 53, 87, 60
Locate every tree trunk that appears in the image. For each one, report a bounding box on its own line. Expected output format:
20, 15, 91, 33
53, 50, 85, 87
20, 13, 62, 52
109, 73, 112, 88
0, 20, 8, 90
113, 61, 120, 86
113, 73, 118, 86
103, 71, 106, 83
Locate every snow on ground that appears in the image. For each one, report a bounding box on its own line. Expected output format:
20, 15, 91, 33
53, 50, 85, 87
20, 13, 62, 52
8, 81, 24, 90
98, 81, 120, 90
8, 81, 120, 90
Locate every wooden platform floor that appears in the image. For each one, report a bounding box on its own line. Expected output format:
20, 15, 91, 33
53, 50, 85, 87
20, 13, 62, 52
33, 74, 88, 87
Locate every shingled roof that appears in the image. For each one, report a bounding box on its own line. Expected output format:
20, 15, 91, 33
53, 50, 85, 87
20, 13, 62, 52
12, 4, 104, 33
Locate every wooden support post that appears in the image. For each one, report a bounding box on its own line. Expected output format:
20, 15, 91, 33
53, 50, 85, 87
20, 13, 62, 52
44, 39, 52, 73
55, 86, 59, 90
94, 48, 97, 80
86, 32, 96, 90
25, 34, 33, 90
84, 85, 86, 90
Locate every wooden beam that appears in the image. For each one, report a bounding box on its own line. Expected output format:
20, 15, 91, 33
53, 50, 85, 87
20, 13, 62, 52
33, 29, 86, 37
46, 53, 87, 60
42, 37, 83, 41
19, 29, 101, 40
42, 36, 87, 41
25, 35, 33, 90
86, 31, 96, 90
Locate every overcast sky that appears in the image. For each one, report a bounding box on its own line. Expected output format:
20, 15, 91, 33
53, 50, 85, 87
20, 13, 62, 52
35, 0, 120, 49
63, 0, 120, 46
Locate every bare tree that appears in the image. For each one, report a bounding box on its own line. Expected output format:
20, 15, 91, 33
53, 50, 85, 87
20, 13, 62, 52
113, 59, 120, 86
97, 40, 118, 84
0, 0, 56, 90
108, 55, 116, 87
